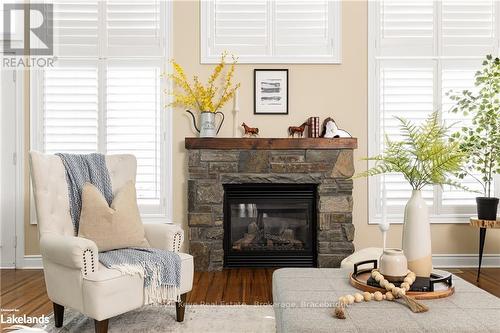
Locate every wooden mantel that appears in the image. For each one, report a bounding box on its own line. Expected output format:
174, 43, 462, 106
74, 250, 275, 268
185, 137, 358, 150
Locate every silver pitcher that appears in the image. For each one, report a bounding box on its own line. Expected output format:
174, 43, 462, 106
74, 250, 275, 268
186, 110, 224, 137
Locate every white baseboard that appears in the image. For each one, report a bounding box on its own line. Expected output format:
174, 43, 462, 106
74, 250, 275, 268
23, 255, 43, 269
432, 254, 500, 268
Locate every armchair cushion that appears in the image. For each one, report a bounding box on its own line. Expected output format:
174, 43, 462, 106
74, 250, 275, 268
143, 223, 184, 252
40, 233, 98, 274
78, 182, 149, 251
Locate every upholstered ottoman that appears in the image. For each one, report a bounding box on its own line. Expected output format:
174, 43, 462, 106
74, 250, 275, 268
272, 268, 500, 333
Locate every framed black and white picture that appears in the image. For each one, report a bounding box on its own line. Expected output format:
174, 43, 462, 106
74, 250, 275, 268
254, 69, 288, 115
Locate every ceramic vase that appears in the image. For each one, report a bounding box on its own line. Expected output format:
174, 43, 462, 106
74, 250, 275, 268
402, 190, 432, 277
379, 248, 408, 282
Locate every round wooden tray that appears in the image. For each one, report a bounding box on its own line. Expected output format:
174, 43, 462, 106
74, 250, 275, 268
350, 261, 455, 300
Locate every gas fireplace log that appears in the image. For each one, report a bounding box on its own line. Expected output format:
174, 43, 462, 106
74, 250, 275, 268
232, 233, 257, 250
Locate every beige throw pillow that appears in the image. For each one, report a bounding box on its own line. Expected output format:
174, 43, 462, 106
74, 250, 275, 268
78, 181, 150, 252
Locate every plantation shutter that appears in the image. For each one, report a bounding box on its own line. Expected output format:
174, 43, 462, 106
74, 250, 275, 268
274, 1, 338, 59
378, 61, 435, 210
378, 0, 434, 57
204, 0, 269, 57
371, 0, 499, 222
42, 64, 99, 154
52, 1, 164, 57
201, 0, 341, 63
106, 0, 164, 57
441, 0, 497, 56
36, 1, 168, 216
106, 65, 161, 208
51, 1, 99, 56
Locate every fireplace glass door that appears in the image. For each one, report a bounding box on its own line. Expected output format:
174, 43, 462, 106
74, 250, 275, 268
224, 184, 317, 267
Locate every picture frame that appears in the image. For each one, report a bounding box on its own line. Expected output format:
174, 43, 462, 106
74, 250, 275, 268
254, 69, 288, 115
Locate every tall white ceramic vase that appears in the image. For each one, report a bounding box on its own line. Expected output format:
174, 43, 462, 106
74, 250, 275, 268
402, 190, 432, 277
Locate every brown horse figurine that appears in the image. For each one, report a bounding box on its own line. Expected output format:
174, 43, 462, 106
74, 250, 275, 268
288, 122, 308, 138
242, 122, 259, 137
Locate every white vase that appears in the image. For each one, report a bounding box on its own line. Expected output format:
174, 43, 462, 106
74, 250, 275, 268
402, 190, 432, 277
379, 248, 408, 281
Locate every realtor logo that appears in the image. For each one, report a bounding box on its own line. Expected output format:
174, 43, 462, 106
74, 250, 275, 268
3, 3, 53, 55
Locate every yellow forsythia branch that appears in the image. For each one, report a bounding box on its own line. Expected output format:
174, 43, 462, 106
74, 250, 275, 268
168, 53, 239, 113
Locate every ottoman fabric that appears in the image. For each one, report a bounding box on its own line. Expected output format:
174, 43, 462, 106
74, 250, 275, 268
272, 268, 500, 333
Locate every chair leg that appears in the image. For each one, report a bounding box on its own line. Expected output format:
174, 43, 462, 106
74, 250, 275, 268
53, 303, 64, 327
175, 293, 187, 322
94, 319, 109, 333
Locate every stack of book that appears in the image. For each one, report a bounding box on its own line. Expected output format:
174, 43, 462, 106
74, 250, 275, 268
308, 117, 320, 138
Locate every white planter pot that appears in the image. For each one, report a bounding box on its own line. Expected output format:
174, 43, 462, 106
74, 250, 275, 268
402, 190, 432, 277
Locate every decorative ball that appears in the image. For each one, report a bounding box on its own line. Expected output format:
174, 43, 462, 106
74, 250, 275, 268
380, 279, 389, 288
338, 296, 346, 305
363, 292, 372, 301
386, 283, 395, 291
403, 276, 413, 285
385, 291, 394, 301
392, 287, 402, 297
354, 293, 364, 303
374, 291, 383, 301
374, 274, 383, 282
400, 282, 410, 291
346, 294, 355, 305
371, 270, 379, 279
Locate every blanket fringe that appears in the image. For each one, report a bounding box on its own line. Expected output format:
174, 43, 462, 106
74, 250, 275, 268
109, 263, 180, 305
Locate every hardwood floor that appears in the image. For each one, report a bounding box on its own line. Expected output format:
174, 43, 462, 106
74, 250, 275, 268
187, 268, 275, 305
1, 267, 498, 329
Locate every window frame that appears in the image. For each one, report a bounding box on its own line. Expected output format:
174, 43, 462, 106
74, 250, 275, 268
368, 0, 500, 225
200, 0, 342, 64
30, 1, 173, 223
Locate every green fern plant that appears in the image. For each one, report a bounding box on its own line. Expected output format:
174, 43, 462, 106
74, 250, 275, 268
355, 112, 467, 191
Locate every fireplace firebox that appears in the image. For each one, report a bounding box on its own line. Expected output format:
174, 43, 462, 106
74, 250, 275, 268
223, 184, 317, 268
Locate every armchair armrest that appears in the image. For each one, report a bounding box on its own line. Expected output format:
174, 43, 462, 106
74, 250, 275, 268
143, 223, 184, 252
40, 233, 98, 275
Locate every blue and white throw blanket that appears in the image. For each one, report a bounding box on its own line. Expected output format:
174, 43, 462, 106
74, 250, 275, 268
56, 153, 113, 234
57, 153, 181, 304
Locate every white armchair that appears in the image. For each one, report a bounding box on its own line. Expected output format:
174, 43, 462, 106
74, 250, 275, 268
29, 152, 193, 333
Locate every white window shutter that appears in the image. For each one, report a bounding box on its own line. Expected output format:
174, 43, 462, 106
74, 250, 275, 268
441, 0, 497, 56
206, 0, 269, 58
37, 1, 170, 218
106, 66, 161, 207
274, 0, 339, 60
51, 1, 99, 57
201, 0, 341, 63
42, 65, 99, 154
379, 61, 435, 209
370, 0, 499, 222
106, 0, 164, 57
378, 0, 434, 57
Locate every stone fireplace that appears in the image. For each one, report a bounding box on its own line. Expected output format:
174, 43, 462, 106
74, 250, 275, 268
185, 138, 357, 271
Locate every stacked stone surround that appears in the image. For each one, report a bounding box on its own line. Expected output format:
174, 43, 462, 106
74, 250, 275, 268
186, 147, 356, 271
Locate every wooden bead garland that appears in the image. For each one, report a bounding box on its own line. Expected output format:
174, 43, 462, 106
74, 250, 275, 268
333, 269, 428, 319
